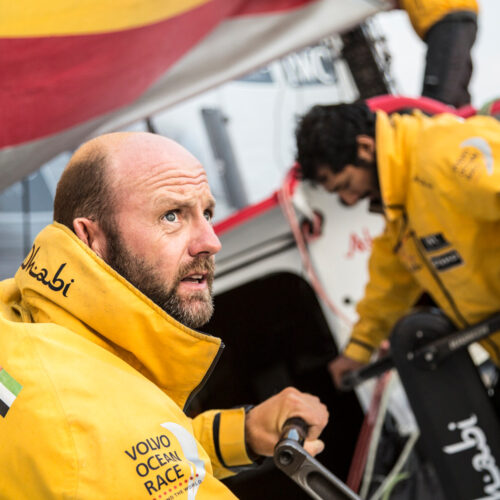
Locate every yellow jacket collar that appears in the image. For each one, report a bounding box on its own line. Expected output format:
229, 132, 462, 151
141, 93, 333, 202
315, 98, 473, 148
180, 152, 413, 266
14, 222, 222, 409
376, 111, 420, 221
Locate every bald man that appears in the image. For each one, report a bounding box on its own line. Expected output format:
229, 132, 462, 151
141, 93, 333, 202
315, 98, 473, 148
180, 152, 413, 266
0, 132, 328, 499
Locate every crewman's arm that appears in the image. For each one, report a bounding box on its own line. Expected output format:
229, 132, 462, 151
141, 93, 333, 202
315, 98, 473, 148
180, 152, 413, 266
329, 222, 423, 387
191, 387, 329, 479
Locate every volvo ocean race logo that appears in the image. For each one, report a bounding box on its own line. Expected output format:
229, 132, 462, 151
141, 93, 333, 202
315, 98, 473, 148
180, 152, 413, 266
443, 414, 500, 498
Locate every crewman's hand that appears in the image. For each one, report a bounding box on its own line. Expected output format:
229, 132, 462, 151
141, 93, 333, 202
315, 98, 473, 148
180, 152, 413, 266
328, 355, 366, 389
245, 387, 329, 458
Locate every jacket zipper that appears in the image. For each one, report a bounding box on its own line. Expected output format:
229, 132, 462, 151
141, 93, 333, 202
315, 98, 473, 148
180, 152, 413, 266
386, 206, 500, 358
388, 203, 468, 328
410, 232, 500, 359
183, 341, 225, 412
409, 230, 469, 328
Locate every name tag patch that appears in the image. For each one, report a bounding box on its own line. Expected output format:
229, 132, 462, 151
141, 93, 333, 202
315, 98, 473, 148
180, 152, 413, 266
431, 250, 463, 272
420, 233, 450, 252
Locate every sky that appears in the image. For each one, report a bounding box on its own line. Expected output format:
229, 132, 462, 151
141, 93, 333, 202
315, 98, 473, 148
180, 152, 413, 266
374, 0, 499, 108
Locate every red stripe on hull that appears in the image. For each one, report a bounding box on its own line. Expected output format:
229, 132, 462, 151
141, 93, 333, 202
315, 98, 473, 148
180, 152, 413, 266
214, 193, 280, 236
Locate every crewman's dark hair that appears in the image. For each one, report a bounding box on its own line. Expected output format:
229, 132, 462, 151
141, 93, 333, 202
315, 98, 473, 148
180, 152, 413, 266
295, 101, 376, 181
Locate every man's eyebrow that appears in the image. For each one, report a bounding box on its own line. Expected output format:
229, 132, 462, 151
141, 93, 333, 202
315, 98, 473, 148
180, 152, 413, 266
158, 198, 216, 211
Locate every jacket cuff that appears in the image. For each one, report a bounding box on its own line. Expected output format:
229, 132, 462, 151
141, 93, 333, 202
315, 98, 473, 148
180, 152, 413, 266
343, 338, 376, 363
213, 408, 254, 471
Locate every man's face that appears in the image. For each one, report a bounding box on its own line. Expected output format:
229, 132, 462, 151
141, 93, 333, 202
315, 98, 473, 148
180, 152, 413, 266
315, 163, 377, 206
103, 134, 221, 329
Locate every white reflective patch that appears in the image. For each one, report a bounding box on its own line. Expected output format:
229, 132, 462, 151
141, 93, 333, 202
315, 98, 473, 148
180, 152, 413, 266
161, 422, 206, 500
460, 137, 494, 175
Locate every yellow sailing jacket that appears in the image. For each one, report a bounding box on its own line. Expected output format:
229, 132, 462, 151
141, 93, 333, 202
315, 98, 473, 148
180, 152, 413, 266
345, 111, 500, 364
399, 0, 478, 39
0, 223, 254, 499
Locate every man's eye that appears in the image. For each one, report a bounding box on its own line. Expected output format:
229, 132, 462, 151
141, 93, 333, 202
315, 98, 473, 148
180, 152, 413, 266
164, 211, 178, 223
204, 209, 213, 222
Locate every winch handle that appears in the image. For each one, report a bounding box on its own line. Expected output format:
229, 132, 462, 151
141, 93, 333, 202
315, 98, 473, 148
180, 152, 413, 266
274, 417, 361, 500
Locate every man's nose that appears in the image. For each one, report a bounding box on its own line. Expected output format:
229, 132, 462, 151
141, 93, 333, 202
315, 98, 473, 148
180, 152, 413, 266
339, 191, 359, 206
322, 181, 336, 193
189, 217, 222, 257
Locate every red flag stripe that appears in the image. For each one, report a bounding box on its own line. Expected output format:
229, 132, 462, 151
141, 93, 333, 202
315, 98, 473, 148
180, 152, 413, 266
232, 0, 312, 16
0, 0, 314, 148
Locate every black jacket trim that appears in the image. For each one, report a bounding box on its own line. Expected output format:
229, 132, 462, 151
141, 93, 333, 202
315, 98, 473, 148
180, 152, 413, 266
212, 412, 226, 468
212, 408, 264, 473
349, 338, 375, 353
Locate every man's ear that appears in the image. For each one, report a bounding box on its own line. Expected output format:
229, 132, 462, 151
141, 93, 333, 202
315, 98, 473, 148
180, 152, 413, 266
356, 135, 375, 160
73, 217, 108, 259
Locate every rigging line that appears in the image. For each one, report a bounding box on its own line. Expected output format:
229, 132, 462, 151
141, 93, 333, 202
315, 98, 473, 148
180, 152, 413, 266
278, 167, 352, 327
360, 372, 394, 498
369, 430, 420, 500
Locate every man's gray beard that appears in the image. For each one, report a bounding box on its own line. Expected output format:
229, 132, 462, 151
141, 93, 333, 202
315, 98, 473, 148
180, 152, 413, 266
103, 224, 214, 329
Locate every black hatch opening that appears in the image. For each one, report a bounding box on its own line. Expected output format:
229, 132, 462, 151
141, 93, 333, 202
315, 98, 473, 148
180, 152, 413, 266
188, 271, 364, 499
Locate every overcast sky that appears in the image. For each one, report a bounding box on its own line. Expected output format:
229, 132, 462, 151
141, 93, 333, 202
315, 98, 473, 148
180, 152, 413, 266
374, 0, 499, 108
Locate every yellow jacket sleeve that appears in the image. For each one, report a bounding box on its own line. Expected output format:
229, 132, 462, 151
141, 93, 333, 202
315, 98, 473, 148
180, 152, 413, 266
192, 408, 255, 479
400, 0, 478, 39
344, 222, 423, 363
